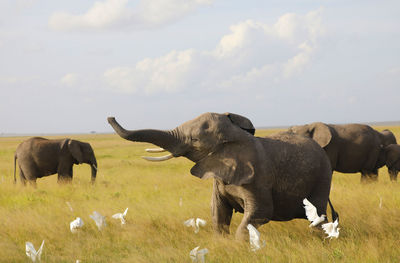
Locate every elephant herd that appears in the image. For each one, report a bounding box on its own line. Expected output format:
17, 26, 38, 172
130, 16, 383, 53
12, 112, 400, 239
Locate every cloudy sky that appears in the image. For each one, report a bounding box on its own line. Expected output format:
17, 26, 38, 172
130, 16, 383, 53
1, 0, 399, 134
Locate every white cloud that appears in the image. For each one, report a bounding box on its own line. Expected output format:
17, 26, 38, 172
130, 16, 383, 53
49, 0, 213, 31
104, 49, 196, 93
61, 73, 79, 86
104, 9, 324, 94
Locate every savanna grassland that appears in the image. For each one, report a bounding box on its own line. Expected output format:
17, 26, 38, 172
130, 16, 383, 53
0, 127, 400, 262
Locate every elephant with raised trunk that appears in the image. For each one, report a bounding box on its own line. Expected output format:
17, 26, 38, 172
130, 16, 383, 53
108, 112, 337, 239
288, 123, 397, 181
14, 137, 97, 186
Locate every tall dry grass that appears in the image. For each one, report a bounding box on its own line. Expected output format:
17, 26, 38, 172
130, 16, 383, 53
0, 127, 399, 262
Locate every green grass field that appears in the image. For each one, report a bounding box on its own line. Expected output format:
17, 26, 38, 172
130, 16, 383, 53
1, 127, 400, 262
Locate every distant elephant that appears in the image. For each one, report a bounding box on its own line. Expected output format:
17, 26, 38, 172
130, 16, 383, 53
382, 144, 400, 181
14, 137, 97, 186
288, 123, 397, 181
108, 112, 337, 239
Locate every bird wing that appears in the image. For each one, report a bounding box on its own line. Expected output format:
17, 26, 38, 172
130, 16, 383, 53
197, 248, 208, 256
112, 213, 122, 219
91, 211, 104, 222
322, 222, 334, 234
247, 224, 263, 251
247, 224, 260, 242
25, 242, 36, 257
189, 246, 200, 260
184, 218, 195, 227
333, 219, 339, 228
37, 240, 45, 260
123, 208, 129, 217
91, 212, 106, 229
196, 218, 207, 227
303, 198, 318, 222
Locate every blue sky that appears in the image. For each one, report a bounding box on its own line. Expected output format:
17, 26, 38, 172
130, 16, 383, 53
1, 0, 399, 133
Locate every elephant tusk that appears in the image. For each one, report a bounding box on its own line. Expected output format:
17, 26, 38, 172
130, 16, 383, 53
145, 148, 166, 153
92, 164, 97, 171
142, 154, 173, 162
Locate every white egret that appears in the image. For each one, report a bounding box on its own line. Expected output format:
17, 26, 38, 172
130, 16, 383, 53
70, 217, 84, 233
247, 224, 265, 251
112, 208, 129, 225
25, 240, 44, 262
322, 219, 340, 239
189, 246, 208, 262
184, 218, 206, 233
90, 211, 106, 230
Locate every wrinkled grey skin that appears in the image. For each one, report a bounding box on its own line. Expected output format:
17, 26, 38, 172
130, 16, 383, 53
108, 112, 335, 239
383, 144, 400, 181
289, 123, 397, 182
14, 137, 97, 186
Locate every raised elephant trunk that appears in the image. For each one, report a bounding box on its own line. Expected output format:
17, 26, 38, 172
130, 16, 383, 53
107, 117, 183, 156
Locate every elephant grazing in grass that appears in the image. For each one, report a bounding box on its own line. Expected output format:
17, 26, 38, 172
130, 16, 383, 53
289, 123, 397, 182
14, 137, 97, 186
108, 112, 337, 239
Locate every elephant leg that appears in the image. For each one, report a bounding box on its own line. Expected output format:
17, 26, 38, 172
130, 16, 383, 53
20, 163, 40, 187
361, 170, 378, 183
388, 169, 398, 181
57, 165, 73, 183
28, 179, 37, 188
19, 167, 27, 186
211, 184, 233, 235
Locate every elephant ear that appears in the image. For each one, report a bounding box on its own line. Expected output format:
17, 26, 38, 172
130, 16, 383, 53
309, 122, 332, 148
68, 140, 84, 164
225, 112, 255, 135
190, 141, 256, 185
385, 145, 400, 168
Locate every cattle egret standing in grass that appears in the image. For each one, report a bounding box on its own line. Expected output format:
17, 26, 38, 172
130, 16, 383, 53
322, 219, 340, 239
184, 218, 207, 233
25, 240, 44, 262
303, 198, 326, 227
90, 211, 106, 230
179, 197, 183, 207
247, 224, 265, 251
70, 217, 84, 233
189, 246, 208, 262
112, 208, 128, 225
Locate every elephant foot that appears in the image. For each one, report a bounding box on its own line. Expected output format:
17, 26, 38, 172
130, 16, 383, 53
235, 227, 249, 241
360, 173, 378, 183
212, 222, 230, 236
389, 171, 398, 181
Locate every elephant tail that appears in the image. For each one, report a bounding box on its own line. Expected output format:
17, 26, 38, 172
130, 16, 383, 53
328, 198, 339, 222
13, 153, 17, 184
